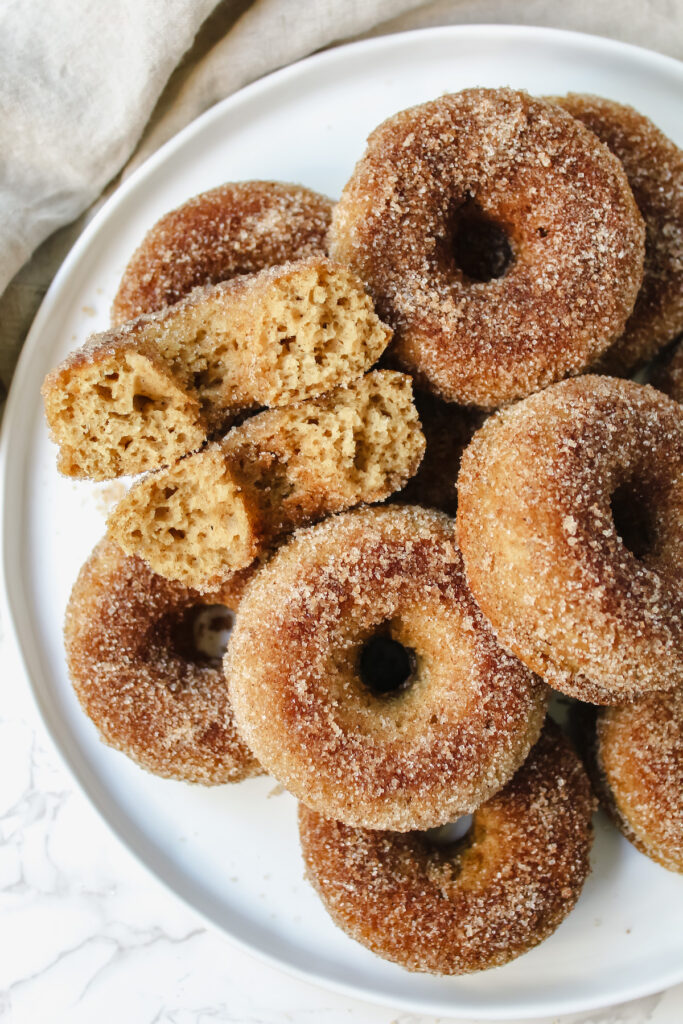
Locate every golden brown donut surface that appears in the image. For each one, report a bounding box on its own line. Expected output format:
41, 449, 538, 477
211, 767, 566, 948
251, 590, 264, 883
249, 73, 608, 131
457, 376, 683, 704
112, 181, 333, 324
299, 721, 595, 974
580, 692, 683, 873
65, 538, 261, 785
330, 88, 645, 409
552, 95, 683, 375
227, 505, 547, 831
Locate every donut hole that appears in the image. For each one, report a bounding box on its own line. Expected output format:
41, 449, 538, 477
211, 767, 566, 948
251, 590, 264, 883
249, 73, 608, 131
426, 814, 475, 850
174, 604, 235, 665
610, 479, 655, 559
449, 201, 514, 283
358, 633, 416, 697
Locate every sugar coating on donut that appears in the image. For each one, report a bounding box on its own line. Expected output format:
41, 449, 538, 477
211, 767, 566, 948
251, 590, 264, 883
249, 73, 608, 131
65, 538, 260, 784
227, 505, 547, 831
652, 340, 683, 404
108, 371, 426, 592
395, 392, 485, 515
330, 88, 645, 408
457, 375, 683, 704
299, 721, 595, 974
112, 181, 333, 324
584, 692, 683, 873
552, 95, 683, 375
41, 333, 206, 480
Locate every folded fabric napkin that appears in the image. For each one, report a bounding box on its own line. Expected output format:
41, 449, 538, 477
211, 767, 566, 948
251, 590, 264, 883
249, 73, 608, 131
0, 0, 680, 398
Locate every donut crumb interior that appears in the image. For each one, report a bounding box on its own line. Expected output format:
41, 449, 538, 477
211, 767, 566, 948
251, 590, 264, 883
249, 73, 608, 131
153, 258, 393, 420
108, 447, 259, 592
42, 257, 392, 479
108, 371, 426, 591
41, 342, 206, 480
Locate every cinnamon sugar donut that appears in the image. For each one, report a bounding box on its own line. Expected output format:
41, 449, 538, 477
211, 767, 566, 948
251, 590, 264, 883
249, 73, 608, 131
227, 505, 547, 831
112, 181, 333, 324
552, 95, 683, 375
330, 88, 645, 409
65, 538, 260, 784
299, 721, 595, 974
579, 692, 683, 873
457, 376, 683, 705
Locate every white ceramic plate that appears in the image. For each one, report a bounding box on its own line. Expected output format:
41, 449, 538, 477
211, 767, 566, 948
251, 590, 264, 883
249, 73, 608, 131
3, 25, 683, 1021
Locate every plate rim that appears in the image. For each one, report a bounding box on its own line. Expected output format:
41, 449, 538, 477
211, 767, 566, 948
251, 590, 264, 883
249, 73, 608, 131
2, 23, 683, 1020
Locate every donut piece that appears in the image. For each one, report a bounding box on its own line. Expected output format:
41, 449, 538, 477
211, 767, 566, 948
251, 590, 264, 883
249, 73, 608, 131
299, 721, 595, 974
396, 392, 484, 515
108, 371, 426, 591
551, 95, 683, 375
457, 376, 683, 704
44, 258, 391, 478
112, 181, 333, 324
652, 340, 683, 403
330, 88, 645, 409
579, 692, 683, 873
227, 505, 547, 831
41, 332, 206, 481
65, 538, 260, 784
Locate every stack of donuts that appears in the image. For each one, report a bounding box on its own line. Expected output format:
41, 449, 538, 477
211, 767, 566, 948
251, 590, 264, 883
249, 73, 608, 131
42, 88, 683, 975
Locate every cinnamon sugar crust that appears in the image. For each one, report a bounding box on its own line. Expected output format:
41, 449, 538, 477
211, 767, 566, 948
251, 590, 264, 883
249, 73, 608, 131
112, 181, 333, 324
552, 95, 683, 375
65, 538, 260, 784
330, 88, 644, 409
299, 721, 595, 974
579, 693, 683, 873
457, 376, 683, 704
226, 506, 547, 831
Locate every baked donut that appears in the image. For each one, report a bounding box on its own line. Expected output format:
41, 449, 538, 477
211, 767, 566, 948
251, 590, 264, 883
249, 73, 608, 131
112, 181, 333, 324
578, 691, 683, 873
44, 258, 391, 478
652, 340, 683, 403
65, 538, 260, 784
299, 721, 595, 974
457, 375, 683, 705
330, 87, 645, 408
108, 371, 425, 592
551, 95, 683, 375
227, 505, 547, 831
396, 392, 484, 515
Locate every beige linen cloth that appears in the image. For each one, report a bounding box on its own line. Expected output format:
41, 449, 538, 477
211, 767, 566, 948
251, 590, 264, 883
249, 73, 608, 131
1, 0, 682, 402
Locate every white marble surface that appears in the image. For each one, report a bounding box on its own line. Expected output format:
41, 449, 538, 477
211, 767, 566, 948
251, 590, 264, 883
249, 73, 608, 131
0, 612, 682, 1024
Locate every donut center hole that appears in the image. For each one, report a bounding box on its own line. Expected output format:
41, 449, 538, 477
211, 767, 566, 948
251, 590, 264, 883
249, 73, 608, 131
359, 634, 416, 697
426, 815, 474, 850
450, 202, 513, 282
611, 481, 654, 559
176, 604, 235, 664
